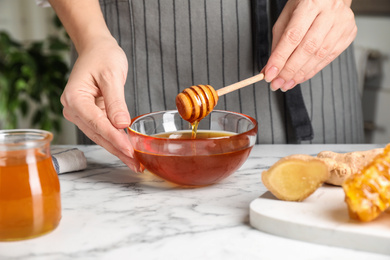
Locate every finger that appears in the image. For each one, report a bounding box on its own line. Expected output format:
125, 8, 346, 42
295, 28, 343, 84
264, 3, 320, 83
264, 3, 293, 85
63, 97, 132, 158
280, 24, 356, 92
69, 108, 142, 172
63, 102, 134, 162
275, 13, 334, 91
295, 8, 357, 84
263, 4, 293, 83
97, 67, 130, 129
284, 35, 351, 92
82, 127, 141, 172
301, 24, 357, 83
64, 89, 134, 158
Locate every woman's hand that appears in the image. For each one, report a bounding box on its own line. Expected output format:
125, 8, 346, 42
263, 0, 357, 92
49, 0, 141, 171
60, 37, 142, 172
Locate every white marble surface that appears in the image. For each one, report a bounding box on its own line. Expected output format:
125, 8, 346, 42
0, 144, 389, 260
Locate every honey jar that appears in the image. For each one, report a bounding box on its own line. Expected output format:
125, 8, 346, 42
0, 129, 61, 241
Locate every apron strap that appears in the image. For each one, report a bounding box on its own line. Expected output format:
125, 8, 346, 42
252, 0, 314, 142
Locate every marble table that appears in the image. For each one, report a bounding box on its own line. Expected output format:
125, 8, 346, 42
1, 144, 389, 260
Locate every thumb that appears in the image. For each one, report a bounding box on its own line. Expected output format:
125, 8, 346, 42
99, 73, 130, 129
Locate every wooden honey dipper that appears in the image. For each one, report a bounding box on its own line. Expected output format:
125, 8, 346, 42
176, 73, 265, 123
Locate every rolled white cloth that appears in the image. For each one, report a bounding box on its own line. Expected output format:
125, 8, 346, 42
51, 148, 87, 174
35, 0, 50, 7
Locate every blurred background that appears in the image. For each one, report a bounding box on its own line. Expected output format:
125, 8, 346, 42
0, 0, 389, 144
0, 0, 75, 144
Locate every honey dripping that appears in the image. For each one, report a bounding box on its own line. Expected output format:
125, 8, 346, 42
191, 121, 200, 139
342, 144, 390, 222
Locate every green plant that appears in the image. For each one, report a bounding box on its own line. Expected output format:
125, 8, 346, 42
0, 16, 70, 132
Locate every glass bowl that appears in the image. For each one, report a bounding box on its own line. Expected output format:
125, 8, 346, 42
127, 110, 257, 186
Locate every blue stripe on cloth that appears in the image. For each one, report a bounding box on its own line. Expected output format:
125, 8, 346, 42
52, 156, 60, 173
51, 148, 78, 156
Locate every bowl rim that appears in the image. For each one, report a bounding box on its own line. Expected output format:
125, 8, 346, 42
127, 110, 258, 141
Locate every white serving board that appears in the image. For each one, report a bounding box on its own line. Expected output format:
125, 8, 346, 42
250, 185, 390, 255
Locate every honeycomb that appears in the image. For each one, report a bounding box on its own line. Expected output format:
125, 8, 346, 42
342, 144, 390, 222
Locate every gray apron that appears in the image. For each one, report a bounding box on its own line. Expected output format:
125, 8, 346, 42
75, 0, 364, 144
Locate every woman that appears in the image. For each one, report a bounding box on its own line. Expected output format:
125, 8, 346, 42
42, 0, 364, 172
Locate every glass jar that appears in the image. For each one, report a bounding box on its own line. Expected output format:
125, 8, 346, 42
0, 129, 61, 241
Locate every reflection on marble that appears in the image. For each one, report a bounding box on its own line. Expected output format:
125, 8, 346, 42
0, 144, 388, 260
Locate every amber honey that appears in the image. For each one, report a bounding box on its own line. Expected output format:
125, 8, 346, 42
0, 149, 61, 241
155, 130, 235, 139
133, 130, 252, 186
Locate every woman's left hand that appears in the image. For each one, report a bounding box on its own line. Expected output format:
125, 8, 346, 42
263, 0, 357, 92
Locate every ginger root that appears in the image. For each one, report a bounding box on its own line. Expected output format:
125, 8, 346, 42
317, 148, 384, 186
261, 155, 329, 202
262, 148, 386, 202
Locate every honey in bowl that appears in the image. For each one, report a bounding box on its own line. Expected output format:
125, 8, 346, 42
0, 130, 61, 241
128, 110, 257, 186
154, 130, 235, 139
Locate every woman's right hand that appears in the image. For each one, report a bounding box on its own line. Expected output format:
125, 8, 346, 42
60, 36, 142, 172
